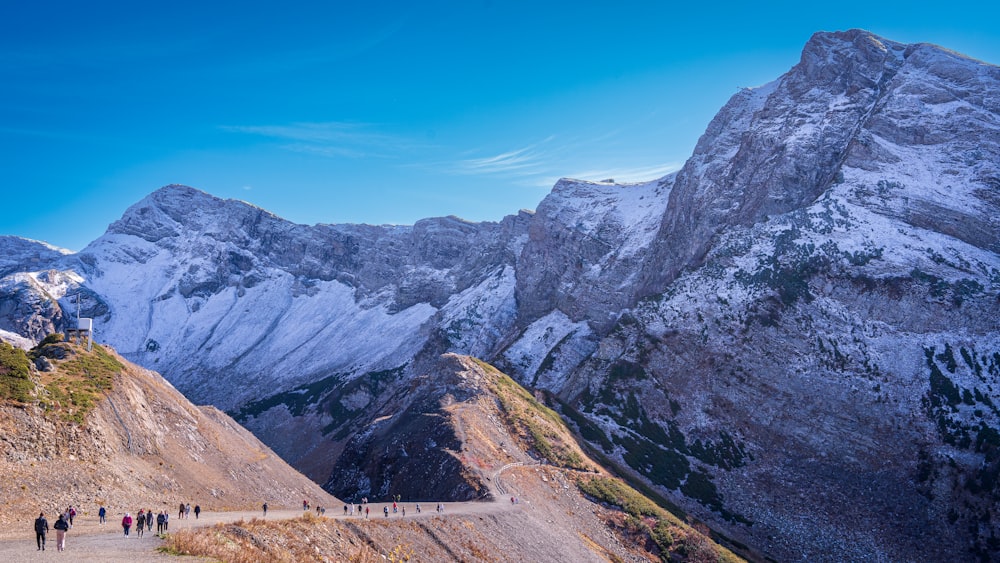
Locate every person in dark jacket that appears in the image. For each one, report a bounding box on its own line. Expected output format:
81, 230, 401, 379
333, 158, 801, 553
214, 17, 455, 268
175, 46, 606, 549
34, 512, 48, 551
53, 514, 69, 551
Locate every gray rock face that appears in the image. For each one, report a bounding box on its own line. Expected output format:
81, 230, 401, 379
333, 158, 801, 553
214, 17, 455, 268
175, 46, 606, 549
641, 31, 911, 295
1, 29, 998, 562
516, 177, 671, 331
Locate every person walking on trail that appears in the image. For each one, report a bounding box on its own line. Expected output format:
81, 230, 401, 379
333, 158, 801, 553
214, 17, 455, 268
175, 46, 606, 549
178, 503, 185, 519
147, 509, 154, 531
34, 512, 48, 551
415, 503, 421, 513
194, 505, 201, 519
98, 505, 106, 524
383, 506, 389, 518
262, 502, 268, 516
156, 512, 165, 535
185, 503, 191, 518
53, 513, 69, 552
135, 511, 145, 537
122, 513, 133, 537
364, 506, 369, 519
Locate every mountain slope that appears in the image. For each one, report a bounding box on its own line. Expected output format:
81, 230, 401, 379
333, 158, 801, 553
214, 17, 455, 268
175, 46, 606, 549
176, 353, 746, 563
0, 28, 997, 562
548, 30, 1000, 562
0, 338, 337, 536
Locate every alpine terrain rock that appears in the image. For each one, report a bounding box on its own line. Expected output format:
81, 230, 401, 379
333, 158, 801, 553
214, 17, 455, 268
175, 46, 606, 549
1, 29, 998, 562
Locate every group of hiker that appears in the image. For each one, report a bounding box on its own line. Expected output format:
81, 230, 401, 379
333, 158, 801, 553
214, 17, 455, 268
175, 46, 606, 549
33, 496, 459, 551
333, 498, 444, 519
31, 502, 198, 551
32, 507, 72, 552
122, 508, 180, 537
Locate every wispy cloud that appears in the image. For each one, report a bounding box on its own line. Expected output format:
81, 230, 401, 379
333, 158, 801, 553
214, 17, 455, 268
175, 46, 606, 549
444, 136, 562, 180
455, 145, 546, 176
443, 134, 681, 188
561, 162, 683, 184
223, 121, 431, 159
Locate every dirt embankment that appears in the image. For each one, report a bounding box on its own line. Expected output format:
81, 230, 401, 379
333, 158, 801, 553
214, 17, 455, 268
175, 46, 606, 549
0, 344, 337, 537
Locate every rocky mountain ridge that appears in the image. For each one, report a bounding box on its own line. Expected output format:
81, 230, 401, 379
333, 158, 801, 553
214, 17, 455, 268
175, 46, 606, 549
1, 29, 998, 561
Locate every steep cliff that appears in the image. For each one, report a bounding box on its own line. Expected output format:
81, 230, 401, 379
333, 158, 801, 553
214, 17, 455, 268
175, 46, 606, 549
1, 28, 998, 562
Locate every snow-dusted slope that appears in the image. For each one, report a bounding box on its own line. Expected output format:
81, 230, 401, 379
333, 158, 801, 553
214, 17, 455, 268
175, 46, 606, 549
1, 29, 998, 563
547, 30, 1000, 562
2, 186, 530, 409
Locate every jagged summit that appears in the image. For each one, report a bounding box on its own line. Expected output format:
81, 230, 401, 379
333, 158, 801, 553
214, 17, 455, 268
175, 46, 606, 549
1, 30, 998, 562
640, 27, 1000, 294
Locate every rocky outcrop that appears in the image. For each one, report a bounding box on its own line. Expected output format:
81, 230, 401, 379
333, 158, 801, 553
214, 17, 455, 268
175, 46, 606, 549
1, 28, 998, 563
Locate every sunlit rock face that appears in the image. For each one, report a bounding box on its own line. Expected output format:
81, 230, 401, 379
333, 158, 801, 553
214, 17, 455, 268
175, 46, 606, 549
2, 29, 998, 562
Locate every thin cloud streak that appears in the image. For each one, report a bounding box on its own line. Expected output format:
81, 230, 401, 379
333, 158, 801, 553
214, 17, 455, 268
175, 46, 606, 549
223, 122, 433, 159
451, 137, 558, 178
565, 162, 683, 183
534, 162, 683, 188
446, 133, 683, 191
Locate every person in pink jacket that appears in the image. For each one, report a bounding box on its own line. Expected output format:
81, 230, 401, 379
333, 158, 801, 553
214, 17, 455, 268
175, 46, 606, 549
121, 513, 133, 536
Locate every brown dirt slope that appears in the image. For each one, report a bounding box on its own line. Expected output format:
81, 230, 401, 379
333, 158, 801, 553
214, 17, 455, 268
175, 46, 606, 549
168, 354, 746, 562
0, 341, 337, 537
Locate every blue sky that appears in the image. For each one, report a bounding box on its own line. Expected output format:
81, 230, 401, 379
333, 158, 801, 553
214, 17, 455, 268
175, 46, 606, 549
2, 1, 998, 251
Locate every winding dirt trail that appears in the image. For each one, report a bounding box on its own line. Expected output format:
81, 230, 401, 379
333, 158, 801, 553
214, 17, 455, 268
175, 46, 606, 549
0, 501, 521, 562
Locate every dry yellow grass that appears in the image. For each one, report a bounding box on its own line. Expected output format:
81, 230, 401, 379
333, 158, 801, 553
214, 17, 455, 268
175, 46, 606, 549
162, 515, 412, 562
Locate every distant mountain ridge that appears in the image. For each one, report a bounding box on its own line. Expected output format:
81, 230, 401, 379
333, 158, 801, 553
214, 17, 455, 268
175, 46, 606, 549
1, 29, 998, 562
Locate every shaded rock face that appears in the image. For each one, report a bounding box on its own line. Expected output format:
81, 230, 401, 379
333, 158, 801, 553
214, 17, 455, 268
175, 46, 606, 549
1, 29, 999, 563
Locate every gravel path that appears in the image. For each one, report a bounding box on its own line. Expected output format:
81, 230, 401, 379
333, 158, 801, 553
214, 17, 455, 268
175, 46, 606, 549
0, 502, 517, 562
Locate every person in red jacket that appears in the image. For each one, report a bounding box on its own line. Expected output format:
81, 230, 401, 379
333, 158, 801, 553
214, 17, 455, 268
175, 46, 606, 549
122, 513, 133, 536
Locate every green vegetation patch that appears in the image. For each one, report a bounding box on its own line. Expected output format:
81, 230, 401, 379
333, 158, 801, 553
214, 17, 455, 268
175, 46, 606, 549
30, 339, 123, 425
0, 342, 34, 402
557, 398, 614, 453
578, 475, 669, 519
474, 358, 589, 470
577, 475, 741, 562
921, 343, 1000, 557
